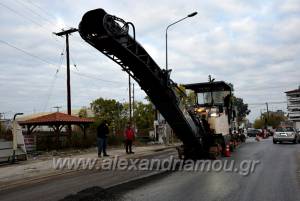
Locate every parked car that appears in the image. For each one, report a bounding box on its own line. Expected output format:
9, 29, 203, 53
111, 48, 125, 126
247, 129, 261, 137
273, 127, 300, 144
267, 129, 275, 136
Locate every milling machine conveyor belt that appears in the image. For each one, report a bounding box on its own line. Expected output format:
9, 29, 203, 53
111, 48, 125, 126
79, 8, 204, 153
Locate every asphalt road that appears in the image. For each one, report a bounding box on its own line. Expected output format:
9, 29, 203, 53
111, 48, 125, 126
113, 138, 300, 201
0, 149, 175, 201
1, 139, 300, 201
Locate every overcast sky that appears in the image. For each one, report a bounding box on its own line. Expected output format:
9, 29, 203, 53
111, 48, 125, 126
0, 0, 299, 122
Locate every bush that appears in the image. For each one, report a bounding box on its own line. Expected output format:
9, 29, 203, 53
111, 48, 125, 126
107, 135, 125, 146
34, 128, 97, 151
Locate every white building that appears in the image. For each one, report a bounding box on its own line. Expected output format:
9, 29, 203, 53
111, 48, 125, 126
285, 86, 300, 130
153, 111, 174, 145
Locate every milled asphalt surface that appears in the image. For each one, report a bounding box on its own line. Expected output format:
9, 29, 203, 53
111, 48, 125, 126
113, 138, 300, 201
0, 149, 176, 201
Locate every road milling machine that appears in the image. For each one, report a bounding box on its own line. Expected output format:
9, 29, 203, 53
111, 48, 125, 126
79, 8, 238, 159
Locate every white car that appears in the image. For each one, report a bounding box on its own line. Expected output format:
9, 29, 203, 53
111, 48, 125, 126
273, 127, 300, 144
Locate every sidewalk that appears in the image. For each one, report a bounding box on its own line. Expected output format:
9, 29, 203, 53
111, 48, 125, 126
0, 144, 179, 188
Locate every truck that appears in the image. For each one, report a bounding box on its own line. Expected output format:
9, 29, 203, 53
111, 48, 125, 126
78, 8, 239, 159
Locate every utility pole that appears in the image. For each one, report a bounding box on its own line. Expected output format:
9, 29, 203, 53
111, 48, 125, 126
266, 102, 269, 127
266, 102, 269, 118
128, 74, 132, 123
54, 28, 78, 115
132, 83, 135, 124
208, 75, 215, 105
53, 106, 62, 112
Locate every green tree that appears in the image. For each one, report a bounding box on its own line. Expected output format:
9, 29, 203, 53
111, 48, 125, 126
253, 112, 287, 129
91, 98, 123, 124
253, 118, 264, 129
232, 96, 250, 122
186, 90, 196, 106
175, 85, 196, 106
133, 101, 155, 135
78, 108, 88, 118
90, 97, 155, 136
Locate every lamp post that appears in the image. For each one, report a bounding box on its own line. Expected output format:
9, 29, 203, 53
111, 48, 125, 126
165, 11, 197, 71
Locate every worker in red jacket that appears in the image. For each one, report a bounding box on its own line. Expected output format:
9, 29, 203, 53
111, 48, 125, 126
124, 122, 135, 154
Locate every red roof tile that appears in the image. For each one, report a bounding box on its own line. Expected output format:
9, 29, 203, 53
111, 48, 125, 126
18, 112, 94, 125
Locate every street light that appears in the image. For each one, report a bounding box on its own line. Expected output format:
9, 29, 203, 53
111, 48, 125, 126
13, 113, 24, 120
165, 11, 198, 71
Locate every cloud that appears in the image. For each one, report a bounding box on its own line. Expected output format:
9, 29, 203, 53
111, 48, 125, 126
0, 0, 299, 122
279, 0, 300, 14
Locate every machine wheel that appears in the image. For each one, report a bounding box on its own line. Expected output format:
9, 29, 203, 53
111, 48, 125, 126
273, 140, 276, 144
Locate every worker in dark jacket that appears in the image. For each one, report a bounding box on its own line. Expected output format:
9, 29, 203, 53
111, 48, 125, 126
124, 122, 135, 154
97, 120, 109, 157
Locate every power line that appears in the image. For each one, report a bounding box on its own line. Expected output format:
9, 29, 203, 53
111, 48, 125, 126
72, 71, 125, 84
0, 39, 127, 85
248, 101, 287, 105
14, 0, 65, 47
0, 36, 290, 97
25, 0, 58, 22
235, 85, 296, 91
0, 1, 63, 48
15, 0, 58, 28
0, 2, 45, 27
67, 45, 125, 84
0, 39, 57, 67
1, 1, 127, 86
43, 48, 65, 112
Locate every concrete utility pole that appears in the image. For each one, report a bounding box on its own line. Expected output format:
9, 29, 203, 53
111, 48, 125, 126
266, 102, 269, 127
266, 102, 269, 118
54, 28, 78, 115
132, 83, 135, 123
208, 75, 215, 105
128, 75, 132, 123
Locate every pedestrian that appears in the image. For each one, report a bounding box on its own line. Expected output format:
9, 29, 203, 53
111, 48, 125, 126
124, 122, 135, 154
97, 120, 109, 157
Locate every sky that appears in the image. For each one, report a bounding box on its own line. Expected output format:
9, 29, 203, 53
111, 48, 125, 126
0, 0, 299, 122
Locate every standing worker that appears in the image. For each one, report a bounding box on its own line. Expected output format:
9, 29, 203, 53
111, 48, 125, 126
97, 120, 109, 157
124, 122, 135, 154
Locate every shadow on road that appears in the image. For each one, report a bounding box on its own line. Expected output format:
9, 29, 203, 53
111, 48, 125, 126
60, 170, 174, 201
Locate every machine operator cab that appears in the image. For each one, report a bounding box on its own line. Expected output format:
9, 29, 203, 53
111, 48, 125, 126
184, 81, 233, 136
